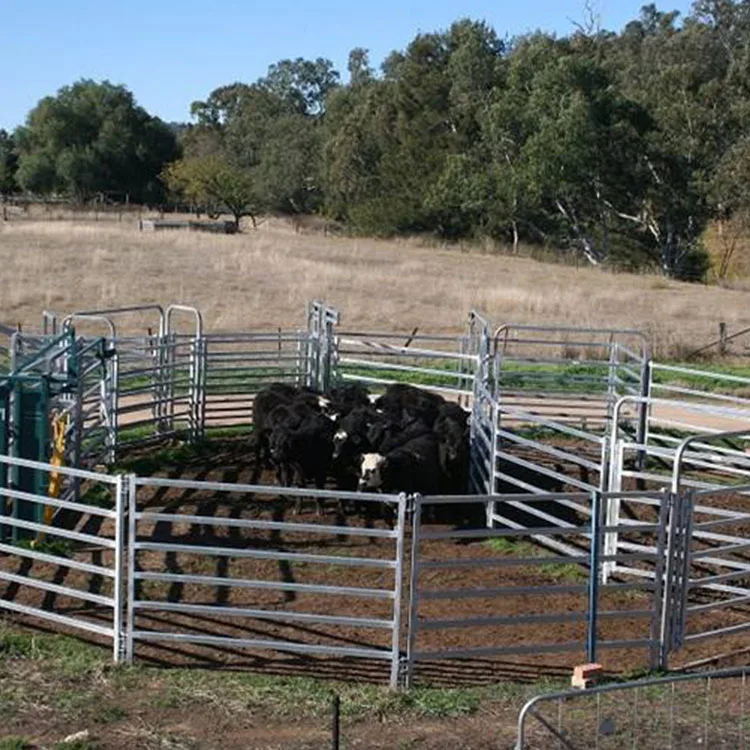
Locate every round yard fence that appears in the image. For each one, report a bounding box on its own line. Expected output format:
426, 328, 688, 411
1, 301, 750, 688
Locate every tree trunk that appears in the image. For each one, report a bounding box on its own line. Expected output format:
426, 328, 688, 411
512, 220, 519, 254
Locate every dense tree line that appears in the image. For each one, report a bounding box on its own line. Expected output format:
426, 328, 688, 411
7, 3, 750, 279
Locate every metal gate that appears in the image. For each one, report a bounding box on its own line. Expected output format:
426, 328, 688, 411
0, 455, 126, 661
126, 476, 408, 687
404, 491, 670, 687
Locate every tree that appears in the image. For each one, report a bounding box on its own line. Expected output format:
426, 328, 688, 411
0, 130, 18, 218
15, 80, 179, 202
259, 58, 340, 116
163, 157, 259, 229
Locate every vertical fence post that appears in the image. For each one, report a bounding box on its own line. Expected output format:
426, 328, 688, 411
719, 322, 728, 356
113, 473, 128, 664
636, 359, 652, 474
331, 693, 340, 750
390, 493, 408, 689
659, 491, 679, 671
602, 438, 621, 583
404, 494, 422, 690
125, 474, 137, 664
103, 344, 118, 465
587, 490, 602, 664
606, 337, 618, 424
650, 489, 670, 671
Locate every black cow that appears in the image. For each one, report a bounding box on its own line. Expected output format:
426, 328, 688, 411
328, 383, 371, 418
358, 433, 444, 496
268, 407, 335, 514
374, 383, 445, 427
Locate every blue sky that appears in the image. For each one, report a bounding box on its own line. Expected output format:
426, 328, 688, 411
0, 0, 693, 131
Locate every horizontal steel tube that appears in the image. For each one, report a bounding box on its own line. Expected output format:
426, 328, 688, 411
419, 608, 652, 631
497, 406, 604, 444
0, 486, 116, 519
417, 551, 656, 570
0, 516, 117, 548
0, 454, 116, 483
0, 599, 115, 638
133, 600, 393, 629
131, 630, 392, 660
684, 620, 750, 642
135, 571, 394, 599
133, 541, 397, 569
136, 511, 398, 539
411, 641, 582, 661
339, 373, 470, 396
134, 475, 400, 504
339, 357, 465, 381
496, 429, 601, 470
0, 569, 114, 607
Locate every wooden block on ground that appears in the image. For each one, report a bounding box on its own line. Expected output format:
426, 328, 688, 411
571, 663, 603, 689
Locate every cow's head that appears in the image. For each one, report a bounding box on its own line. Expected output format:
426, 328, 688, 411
358, 453, 385, 491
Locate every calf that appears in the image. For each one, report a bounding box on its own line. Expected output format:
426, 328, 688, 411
328, 383, 371, 417
374, 383, 445, 427
358, 433, 444, 496
269, 408, 335, 514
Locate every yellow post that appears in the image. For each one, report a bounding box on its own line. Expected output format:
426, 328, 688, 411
35, 413, 68, 544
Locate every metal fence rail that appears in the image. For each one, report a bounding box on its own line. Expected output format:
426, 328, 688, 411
127, 476, 407, 687
516, 666, 750, 750
333, 329, 475, 403
485, 324, 650, 546
404, 491, 668, 687
202, 330, 308, 429
0, 454, 126, 661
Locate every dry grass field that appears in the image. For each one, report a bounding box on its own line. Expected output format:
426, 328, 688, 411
1, 218, 748, 356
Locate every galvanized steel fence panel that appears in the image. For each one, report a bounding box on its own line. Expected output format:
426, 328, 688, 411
403, 491, 668, 687
0, 454, 127, 661
127, 476, 407, 687
201, 330, 308, 429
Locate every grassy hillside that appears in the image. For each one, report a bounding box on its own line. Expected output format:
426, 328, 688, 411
0, 219, 748, 359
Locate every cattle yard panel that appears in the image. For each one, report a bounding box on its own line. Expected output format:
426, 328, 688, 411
56, 335, 111, 480
6, 301, 750, 684
673, 484, 750, 662
127, 476, 407, 687
201, 330, 309, 431
403, 491, 668, 687
333, 329, 476, 404
485, 325, 649, 552
605, 394, 750, 586
0, 454, 127, 661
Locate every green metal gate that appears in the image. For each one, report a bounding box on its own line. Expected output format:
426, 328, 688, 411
0, 330, 84, 542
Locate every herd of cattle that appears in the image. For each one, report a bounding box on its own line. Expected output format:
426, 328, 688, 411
251, 382, 469, 508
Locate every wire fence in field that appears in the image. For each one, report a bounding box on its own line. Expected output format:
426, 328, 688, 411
516, 667, 750, 749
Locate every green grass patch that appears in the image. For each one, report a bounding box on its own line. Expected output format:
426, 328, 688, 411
483, 537, 587, 581
0, 738, 31, 750
13, 537, 74, 559
0, 625, 103, 675
483, 536, 542, 557
0, 736, 33, 750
